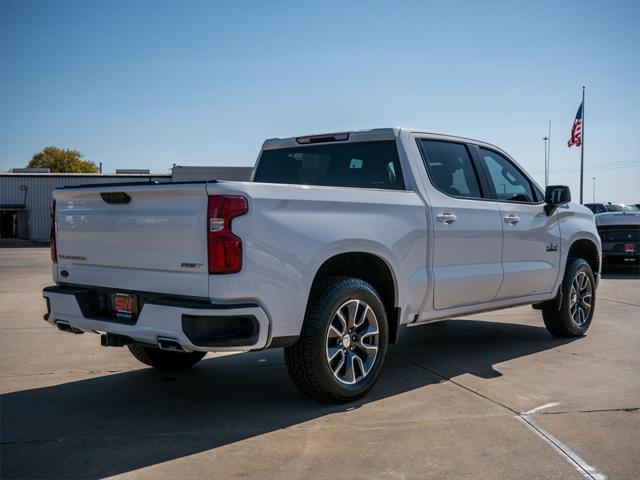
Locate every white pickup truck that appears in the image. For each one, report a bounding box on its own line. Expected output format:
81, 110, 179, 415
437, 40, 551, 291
44, 128, 601, 402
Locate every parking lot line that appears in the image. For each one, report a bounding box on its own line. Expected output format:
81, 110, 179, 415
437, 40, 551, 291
391, 351, 609, 480
516, 413, 606, 480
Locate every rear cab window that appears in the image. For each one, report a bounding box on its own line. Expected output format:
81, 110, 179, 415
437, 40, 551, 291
253, 140, 405, 190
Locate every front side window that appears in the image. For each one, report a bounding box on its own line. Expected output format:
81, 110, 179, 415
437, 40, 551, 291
479, 148, 535, 203
253, 140, 405, 190
418, 140, 482, 198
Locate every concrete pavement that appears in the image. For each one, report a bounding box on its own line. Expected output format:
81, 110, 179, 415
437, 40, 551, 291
1, 248, 638, 479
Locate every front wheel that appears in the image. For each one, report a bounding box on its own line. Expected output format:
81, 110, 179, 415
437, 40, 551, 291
285, 277, 389, 403
542, 257, 596, 337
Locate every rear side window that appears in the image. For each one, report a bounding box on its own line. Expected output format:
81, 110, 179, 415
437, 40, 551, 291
418, 140, 482, 198
478, 148, 535, 203
253, 140, 405, 190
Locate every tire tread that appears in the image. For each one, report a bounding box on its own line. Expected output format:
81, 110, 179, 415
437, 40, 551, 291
542, 257, 596, 337
285, 276, 388, 403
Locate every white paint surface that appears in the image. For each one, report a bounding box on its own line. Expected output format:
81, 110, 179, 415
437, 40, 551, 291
517, 402, 606, 480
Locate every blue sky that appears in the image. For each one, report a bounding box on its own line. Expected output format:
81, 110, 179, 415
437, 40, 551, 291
1, 0, 638, 202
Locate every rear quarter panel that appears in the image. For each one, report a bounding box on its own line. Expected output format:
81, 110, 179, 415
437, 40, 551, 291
206, 181, 428, 339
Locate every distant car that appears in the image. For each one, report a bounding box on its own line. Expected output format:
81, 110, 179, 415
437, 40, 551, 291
595, 206, 640, 266
584, 203, 639, 214
602, 203, 640, 213
584, 203, 608, 214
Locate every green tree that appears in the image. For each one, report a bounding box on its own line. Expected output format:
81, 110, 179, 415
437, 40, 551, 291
28, 146, 99, 173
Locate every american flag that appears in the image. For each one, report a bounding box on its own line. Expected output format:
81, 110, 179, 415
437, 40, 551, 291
567, 102, 583, 147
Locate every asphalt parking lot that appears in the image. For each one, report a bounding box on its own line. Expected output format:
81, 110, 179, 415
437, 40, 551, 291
1, 248, 638, 480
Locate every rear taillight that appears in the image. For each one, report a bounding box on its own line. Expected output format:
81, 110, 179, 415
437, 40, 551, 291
207, 195, 248, 274
50, 199, 57, 263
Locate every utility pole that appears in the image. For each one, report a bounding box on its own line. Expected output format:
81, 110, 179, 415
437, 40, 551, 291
543, 136, 549, 187
547, 120, 551, 186
592, 177, 596, 203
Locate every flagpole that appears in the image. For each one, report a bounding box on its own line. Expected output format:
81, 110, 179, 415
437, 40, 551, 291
580, 86, 585, 204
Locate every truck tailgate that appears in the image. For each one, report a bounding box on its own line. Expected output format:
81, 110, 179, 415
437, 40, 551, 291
53, 183, 210, 297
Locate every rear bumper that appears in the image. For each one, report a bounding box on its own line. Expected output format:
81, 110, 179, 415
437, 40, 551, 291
602, 251, 639, 262
42, 285, 271, 352
600, 239, 639, 261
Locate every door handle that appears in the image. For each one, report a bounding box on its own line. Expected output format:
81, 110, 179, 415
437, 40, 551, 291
504, 214, 520, 225
436, 213, 457, 224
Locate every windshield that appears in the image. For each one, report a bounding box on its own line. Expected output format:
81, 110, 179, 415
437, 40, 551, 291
605, 204, 639, 212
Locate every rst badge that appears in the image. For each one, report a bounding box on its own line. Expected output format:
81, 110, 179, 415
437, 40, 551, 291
181, 262, 203, 269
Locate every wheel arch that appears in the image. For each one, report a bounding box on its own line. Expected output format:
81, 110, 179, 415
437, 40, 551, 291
567, 237, 601, 277
536, 236, 601, 312
307, 251, 401, 344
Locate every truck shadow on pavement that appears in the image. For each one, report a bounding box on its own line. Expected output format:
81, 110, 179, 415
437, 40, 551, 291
1, 319, 578, 479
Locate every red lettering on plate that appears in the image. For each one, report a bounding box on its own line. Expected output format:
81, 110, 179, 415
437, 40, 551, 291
115, 295, 132, 312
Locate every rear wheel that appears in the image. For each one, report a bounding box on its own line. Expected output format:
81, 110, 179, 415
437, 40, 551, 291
285, 276, 389, 403
542, 257, 596, 337
128, 343, 206, 369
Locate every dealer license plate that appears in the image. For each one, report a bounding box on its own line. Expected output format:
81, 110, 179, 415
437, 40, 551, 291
111, 292, 139, 320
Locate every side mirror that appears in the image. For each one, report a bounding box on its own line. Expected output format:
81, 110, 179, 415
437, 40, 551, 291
544, 185, 571, 216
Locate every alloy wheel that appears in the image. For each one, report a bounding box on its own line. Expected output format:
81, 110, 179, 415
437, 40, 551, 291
325, 299, 379, 385
569, 271, 592, 326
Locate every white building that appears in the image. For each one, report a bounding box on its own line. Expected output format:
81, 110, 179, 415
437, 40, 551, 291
171, 165, 252, 182
0, 166, 253, 242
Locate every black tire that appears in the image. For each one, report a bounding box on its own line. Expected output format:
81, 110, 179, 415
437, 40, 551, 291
542, 257, 596, 337
284, 276, 389, 403
128, 343, 206, 370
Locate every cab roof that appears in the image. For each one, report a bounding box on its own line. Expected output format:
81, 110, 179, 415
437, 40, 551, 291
262, 127, 503, 152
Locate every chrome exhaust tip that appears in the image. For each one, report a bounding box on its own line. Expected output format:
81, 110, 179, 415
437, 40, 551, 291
157, 337, 185, 352
55, 320, 83, 334
100, 333, 130, 347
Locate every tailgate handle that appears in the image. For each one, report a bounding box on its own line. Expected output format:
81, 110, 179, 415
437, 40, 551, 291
100, 192, 131, 204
